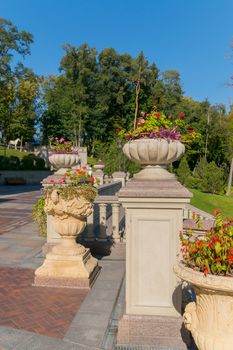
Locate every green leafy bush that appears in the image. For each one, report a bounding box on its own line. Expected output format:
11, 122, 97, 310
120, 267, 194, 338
176, 158, 191, 185
0, 153, 47, 170
193, 158, 225, 194
33, 197, 47, 237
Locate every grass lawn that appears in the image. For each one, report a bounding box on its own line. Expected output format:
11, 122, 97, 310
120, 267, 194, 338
190, 188, 233, 218
0, 146, 30, 159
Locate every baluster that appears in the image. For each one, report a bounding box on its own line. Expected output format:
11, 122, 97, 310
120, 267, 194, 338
98, 203, 107, 240
111, 202, 120, 241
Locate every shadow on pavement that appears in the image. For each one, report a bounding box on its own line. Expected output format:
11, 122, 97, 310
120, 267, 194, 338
0, 185, 42, 196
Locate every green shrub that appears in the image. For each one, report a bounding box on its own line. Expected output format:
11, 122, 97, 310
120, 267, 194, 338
33, 197, 47, 237
20, 154, 35, 169
0, 152, 46, 170
0, 156, 10, 170
8, 156, 20, 170
34, 157, 45, 170
176, 158, 191, 185
192, 158, 225, 194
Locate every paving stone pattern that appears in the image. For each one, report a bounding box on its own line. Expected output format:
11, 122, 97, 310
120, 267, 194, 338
0, 267, 88, 338
0, 190, 42, 235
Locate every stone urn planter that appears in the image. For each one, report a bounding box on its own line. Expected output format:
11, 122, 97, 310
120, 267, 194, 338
49, 153, 80, 174
123, 139, 185, 179
34, 189, 99, 288
174, 263, 233, 350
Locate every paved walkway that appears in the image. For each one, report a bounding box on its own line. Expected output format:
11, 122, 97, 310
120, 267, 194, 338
0, 185, 126, 350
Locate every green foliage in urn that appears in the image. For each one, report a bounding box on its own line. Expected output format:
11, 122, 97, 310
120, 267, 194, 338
180, 210, 233, 276
33, 197, 47, 237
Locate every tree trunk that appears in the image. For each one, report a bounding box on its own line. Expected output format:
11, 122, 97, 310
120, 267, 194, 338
78, 114, 82, 147
226, 157, 233, 196
133, 66, 142, 131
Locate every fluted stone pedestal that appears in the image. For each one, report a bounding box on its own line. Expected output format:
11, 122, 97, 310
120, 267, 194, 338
116, 167, 192, 347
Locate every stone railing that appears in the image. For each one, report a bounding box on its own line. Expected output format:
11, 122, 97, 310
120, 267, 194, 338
183, 203, 215, 234
82, 194, 125, 242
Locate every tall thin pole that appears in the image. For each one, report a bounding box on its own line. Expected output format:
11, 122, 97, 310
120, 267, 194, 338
204, 108, 210, 159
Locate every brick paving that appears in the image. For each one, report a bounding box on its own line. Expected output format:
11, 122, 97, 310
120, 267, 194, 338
0, 267, 88, 338
0, 186, 90, 340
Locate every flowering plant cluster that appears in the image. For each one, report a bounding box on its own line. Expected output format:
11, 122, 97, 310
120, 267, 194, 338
44, 166, 97, 202
49, 137, 78, 154
180, 210, 233, 276
117, 110, 201, 142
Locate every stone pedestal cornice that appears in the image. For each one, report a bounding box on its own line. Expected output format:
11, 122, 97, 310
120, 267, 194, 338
118, 173, 192, 200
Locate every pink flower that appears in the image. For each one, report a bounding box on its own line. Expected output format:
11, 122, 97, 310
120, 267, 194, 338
179, 113, 185, 117
140, 111, 145, 117
59, 137, 65, 143
137, 119, 145, 126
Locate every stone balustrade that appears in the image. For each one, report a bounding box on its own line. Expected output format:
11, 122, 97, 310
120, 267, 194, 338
183, 204, 215, 235
81, 194, 124, 242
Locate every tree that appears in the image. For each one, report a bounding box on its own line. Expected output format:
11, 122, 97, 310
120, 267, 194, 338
42, 44, 97, 146
0, 18, 35, 142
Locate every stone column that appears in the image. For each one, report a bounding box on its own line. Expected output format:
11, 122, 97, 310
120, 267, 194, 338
117, 170, 192, 348
93, 160, 105, 185
111, 202, 120, 241
93, 170, 104, 185
112, 171, 126, 187
98, 203, 107, 240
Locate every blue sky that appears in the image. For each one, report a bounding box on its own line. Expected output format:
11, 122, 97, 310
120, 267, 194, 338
2, 0, 233, 108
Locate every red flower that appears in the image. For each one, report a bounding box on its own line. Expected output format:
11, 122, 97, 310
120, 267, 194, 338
227, 247, 233, 256
204, 267, 209, 276
212, 209, 221, 215
179, 113, 185, 117
209, 241, 214, 249
50, 179, 55, 183
82, 165, 87, 170
197, 240, 203, 247
155, 113, 161, 117
215, 257, 222, 262
89, 177, 95, 183
76, 169, 81, 174
187, 129, 194, 133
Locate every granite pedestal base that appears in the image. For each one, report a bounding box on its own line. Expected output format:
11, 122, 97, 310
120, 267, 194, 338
117, 313, 192, 349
